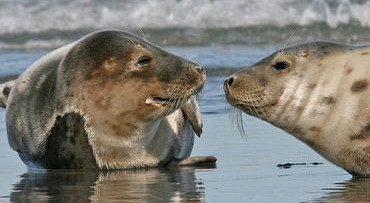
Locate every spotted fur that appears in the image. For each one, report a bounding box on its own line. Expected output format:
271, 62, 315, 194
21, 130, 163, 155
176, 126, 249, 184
225, 41, 370, 176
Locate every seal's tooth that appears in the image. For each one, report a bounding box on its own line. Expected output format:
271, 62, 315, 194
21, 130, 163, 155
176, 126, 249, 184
145, 98, 154, 104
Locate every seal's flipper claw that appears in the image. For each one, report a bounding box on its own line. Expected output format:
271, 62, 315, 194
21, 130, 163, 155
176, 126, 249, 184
181, 96, 203, 137
0, 80, 15, 109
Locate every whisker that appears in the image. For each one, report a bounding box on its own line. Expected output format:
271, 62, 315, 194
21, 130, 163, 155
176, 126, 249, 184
174, 97, 181, 112
229, 107, 236, 124
229, 107, 237, 129
138, 29, 148, 41
161, 90, 175, 116
254, 99, 267, 120
166, 94, 176, 115
250, 100, 261, 118
168, 88, 182, 115
229, 104, 234, 115
172, 89, 180, 109
236, 110, 247, 139
127, 37, 137, 46
281, 28, 298, 53
230, 108, 247, 139
245, 103, 253, 116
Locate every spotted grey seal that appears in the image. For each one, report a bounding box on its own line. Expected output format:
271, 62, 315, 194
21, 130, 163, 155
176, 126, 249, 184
224, 41, 370, 176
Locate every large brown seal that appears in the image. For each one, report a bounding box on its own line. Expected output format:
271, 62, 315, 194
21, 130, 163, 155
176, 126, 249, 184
2, 30, 216, 169
224, 41, 370, 176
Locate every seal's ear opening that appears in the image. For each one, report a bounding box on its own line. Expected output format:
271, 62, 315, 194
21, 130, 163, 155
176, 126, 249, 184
181, 96, 203, 137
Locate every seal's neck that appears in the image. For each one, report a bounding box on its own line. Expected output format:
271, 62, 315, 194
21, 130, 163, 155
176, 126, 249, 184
86, 112, 174, 169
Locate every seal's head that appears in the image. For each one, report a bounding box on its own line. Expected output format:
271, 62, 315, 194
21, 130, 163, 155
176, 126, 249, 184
224, 41, 351, 126
224, 41, 370, 176
61, 31, 205, 136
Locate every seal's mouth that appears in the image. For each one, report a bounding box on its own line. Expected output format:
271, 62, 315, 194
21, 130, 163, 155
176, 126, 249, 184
224, 92, 238, 107
145, 84, 204, 106
145, 96, 172, 105
145, 96, 188, 106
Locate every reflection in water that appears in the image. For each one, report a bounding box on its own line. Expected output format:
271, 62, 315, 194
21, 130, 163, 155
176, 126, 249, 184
314, 178, 370, 203
10, 167, 212, 202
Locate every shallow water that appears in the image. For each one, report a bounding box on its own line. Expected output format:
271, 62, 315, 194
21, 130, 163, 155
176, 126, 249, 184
0, 47, 370, 203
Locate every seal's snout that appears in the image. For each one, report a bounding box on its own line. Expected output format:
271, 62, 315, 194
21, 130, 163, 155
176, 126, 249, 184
193, 65, 205, 75
224, 72, 258, 92
225, 77, 234, 87
223, 76, 235, 95
191, 64, 206, 89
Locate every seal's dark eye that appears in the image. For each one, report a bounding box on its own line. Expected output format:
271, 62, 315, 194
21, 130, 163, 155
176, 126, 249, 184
272, 61, 289, 71
137, 56, 151, 66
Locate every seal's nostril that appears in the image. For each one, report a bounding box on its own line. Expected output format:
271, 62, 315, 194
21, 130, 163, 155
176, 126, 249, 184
227, 77, 234, 86
194, 65, 205, 74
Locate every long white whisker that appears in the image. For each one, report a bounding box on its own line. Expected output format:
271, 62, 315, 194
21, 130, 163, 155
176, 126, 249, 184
171, 89, 180, 112
138, 29, 149, 41
281, 28, 298, 53
127, 37, 137, 46
166, 93, 176, 115
230, 107, 247, 139
237, 110, 247, 139
167, 88, 182, 115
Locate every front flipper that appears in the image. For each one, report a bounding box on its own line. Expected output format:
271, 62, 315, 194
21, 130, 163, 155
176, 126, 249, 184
168, 156, 217, 167
181, 96, 203, 137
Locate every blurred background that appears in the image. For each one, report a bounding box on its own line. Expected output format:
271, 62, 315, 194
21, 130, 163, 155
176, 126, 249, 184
0, 0, 369, 49
0, 0, 369, 76
0, 0, 369, 50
